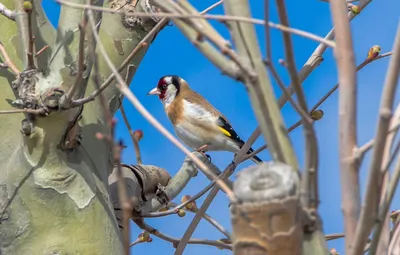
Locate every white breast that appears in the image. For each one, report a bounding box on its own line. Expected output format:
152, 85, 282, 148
173, 100, 240, 152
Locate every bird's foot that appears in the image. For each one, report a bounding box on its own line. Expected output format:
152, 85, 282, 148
196, 144, 209, 152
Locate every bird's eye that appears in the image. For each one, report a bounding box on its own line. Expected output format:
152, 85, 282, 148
162, 84, 167, 90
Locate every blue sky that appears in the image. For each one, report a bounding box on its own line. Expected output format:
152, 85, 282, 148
42, 0, 400, 254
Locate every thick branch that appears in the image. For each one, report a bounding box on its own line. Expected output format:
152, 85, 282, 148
231, 162, 302, 254
223, 0, 298, 169
329, 0, 359, 252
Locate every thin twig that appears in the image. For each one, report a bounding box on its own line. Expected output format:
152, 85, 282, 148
175, 187, 221, 254
25, 7, 35, 70
0, 108, 46, 115
201, 0, 223, 13
310, 52, 393, 112
134, 219, 232, 250
141, 181, 215, 218
56, 0, 336, 48
71, 42, 147, 107
330, 0, 359, 252
277, 0, 373, 111
233, 127, 261, 164
35, 45, 50, 57
174, 164, 235, 255
129, 238, 142, 247
119, 102, 142, 165
0, 2, 15, 21
0, 42, 20, 74
168, 201, 231, 238
86, 4, 235, 201
325, 233, 345, 241
64, 14, 88, 102
352, 23, 400, 255
356, 121, 400, 159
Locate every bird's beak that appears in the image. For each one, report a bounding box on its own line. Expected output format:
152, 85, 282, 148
147, 87, 161, 96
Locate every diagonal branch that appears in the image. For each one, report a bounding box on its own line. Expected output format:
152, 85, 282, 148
223, 0, 298, 169
134, 219, 232, 250
0, 41, 20, 75
0, 1, 15, 21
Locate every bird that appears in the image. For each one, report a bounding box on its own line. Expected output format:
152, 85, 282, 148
147, 75, 262, 164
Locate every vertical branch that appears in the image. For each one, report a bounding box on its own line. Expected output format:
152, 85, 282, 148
369, 105, 400, 255
329, 0, 359, 253
275, 0, 319, 209
24, 1, 35, 70
119, 102, 142, 165
352, 23, 400, 255
65, 14, 88, 102
223, 0, 298, 169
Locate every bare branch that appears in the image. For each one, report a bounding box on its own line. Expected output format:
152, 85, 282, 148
119, 102, 142, 165
329, 0, 359, 251
0, 108, 46, 115
233, 127, 261, 164
134, 219, 232, 250
224, 0, 298, 169
24, 4, 35, 70
168, 201, 231, 238
0, 41, 20, 75
370, 105, 400, 254
201, 0, 223, 13
325, 233, 345, 241
310, 52, 393, 112
352, 23, 400, 255
63, 14, 88, 104
141, 181, 215, 218
0, 2, 15, 21
277, 0, 373, 109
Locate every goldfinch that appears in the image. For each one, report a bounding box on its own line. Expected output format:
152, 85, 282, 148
147, 75, 262, 164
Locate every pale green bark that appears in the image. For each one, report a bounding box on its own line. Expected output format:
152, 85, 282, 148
0, 0, 163, 253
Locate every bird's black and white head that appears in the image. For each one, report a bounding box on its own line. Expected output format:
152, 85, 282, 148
147, 75, 183, 106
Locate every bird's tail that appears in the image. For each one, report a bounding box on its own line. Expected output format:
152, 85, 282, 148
246, 147, 263, 164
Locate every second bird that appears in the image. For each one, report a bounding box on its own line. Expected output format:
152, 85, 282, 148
147, 75, 262, 164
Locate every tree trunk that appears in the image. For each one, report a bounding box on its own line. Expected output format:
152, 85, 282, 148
0, 0, 163, 253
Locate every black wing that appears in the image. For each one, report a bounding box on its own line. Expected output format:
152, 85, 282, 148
217, 116, 262, 163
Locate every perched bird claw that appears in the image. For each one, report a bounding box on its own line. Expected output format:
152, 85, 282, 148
205, 154, 212, 164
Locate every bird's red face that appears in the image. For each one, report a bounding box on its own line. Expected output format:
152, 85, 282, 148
147, 76, 180, 102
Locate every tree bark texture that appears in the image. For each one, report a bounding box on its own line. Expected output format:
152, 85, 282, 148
230, 162, 302, 255
0, 0, 163, 253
